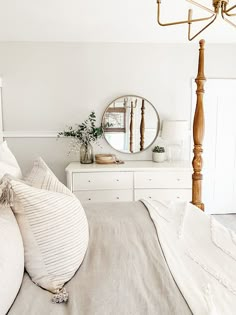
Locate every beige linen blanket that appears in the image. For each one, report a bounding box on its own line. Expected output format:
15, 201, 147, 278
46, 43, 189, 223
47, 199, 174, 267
142, 199, 236, 315
8, 201, 192, 315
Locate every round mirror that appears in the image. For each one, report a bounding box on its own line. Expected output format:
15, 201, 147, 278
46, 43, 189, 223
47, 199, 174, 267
102, 95, 160, 154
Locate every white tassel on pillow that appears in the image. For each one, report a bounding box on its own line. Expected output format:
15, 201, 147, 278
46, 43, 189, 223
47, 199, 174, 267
51, 288, 69, 304
0, 177, 14, 207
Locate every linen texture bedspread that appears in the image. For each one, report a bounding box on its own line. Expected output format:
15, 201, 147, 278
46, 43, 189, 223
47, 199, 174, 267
142, 199, 236, 315
8, 201, 192, 315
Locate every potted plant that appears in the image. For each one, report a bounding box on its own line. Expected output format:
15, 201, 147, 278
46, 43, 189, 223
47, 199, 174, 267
152, 145, 166, 163
58, 112, 103, 164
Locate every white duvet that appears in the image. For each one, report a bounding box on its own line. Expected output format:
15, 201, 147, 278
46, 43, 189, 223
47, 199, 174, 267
142, 199, 236, 315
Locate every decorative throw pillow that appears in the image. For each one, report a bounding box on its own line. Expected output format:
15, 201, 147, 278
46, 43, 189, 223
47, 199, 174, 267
0, 206, 24, 315
25, 157, 72, 196
0, 158, 89, 303
0, 141, 22, 179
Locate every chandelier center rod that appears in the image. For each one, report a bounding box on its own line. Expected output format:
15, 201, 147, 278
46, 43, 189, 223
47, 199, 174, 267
213, 0, 229, 11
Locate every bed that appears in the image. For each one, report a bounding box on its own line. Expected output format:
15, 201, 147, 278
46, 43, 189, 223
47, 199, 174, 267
2, 41, 236, 315
8, 201, 193, 315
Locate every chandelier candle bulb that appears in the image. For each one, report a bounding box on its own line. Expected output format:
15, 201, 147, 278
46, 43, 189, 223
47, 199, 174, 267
188, 9, 193, 23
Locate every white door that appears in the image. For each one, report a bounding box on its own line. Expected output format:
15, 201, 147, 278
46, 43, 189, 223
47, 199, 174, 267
201, 79, 236, 214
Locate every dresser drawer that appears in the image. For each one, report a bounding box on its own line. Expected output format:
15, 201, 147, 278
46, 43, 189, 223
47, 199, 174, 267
74, 190, 133, 203
73, 172, 133, 191
135, 189, 191, 202
134, 171, 191, 189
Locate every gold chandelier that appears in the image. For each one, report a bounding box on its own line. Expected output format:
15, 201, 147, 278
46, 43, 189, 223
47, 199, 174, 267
157, 0, 236, 41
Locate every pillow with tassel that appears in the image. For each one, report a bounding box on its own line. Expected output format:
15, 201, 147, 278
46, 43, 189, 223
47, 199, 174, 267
0, 158, 89, 304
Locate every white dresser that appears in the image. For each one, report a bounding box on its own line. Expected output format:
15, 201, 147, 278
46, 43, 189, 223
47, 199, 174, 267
66, 161, 192, 204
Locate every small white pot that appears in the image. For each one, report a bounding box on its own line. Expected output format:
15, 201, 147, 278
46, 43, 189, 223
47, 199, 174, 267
152, 152, 166, 163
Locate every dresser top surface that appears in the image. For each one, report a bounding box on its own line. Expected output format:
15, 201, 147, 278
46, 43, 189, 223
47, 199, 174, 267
66, 160, 192, 173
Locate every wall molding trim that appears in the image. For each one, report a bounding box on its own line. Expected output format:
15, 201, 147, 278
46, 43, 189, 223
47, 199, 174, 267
2, 131, 59, 138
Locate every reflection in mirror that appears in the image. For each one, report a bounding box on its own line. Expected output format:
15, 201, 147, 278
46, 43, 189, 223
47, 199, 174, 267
102, 96, 160, 154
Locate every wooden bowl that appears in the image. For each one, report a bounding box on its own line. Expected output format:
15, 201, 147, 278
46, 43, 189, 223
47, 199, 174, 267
95, 154, 116, 164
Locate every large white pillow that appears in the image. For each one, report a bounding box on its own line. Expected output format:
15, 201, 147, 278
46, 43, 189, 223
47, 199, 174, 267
0, 158, 89, 303
0, 206, 24, 315
0, 141, 22, 179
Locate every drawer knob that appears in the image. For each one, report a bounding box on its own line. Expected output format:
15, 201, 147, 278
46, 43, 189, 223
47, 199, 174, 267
177, 178, 181, 181
88, 198, 92, 201
177, 196, 180, 199
148, 196, 152, 199
116, 179, 120, 182
88, 180, 91, 183
148, 179, 152, 181
116, 197, 120, 200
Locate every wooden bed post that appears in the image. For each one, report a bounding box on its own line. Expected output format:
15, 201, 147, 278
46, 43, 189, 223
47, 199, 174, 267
130, 101, 134, 153
192, 39, 206, 211
140, 99, 145, 151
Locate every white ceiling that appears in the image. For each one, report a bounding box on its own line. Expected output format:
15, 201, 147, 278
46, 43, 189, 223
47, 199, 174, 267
0, 0, 235, 43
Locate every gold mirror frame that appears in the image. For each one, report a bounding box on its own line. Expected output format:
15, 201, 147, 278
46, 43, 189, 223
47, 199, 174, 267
102, 95, 161, 154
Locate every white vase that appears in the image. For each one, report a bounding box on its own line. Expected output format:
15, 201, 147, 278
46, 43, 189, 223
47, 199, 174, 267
152, 152, 166, 163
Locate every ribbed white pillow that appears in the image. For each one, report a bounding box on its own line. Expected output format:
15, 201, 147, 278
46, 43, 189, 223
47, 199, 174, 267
25, 157, 72, 196
0, 141, 22, 179
4, 158, 89, 300
0, 207, 24, 315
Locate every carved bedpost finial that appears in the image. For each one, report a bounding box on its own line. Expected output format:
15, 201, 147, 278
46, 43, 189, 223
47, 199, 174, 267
199, 39, 205, 48
192, 39, 206, 211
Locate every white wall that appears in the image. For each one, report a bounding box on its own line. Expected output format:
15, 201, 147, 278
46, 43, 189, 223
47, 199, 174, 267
0, 42, 236, 183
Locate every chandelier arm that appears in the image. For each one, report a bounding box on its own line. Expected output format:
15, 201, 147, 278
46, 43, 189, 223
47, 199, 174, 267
186, 0, 215, 14
221, 11, 236, 27
225, 4, 236, 13
188, 14, 218, 41
157, 2, 215, 27
224, 5, 236, 16
224, 12, 236, 16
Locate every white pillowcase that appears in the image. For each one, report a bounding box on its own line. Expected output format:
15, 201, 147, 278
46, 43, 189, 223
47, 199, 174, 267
0, 141, 22, 179
0, 207, 24, 315
5, 158, 89, 299
25, 157, 72, 196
